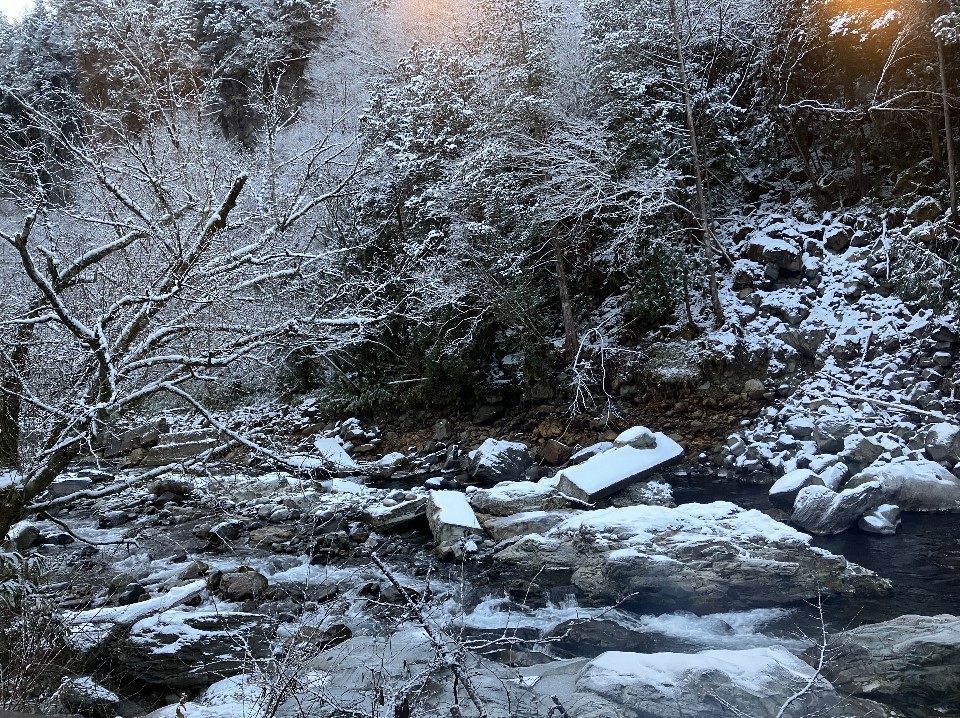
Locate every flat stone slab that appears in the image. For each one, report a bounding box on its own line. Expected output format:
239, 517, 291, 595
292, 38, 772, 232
364, 497, 427, 531
483, 510, 570, 542
556, 432, 684, 503
426, 490, 482, 544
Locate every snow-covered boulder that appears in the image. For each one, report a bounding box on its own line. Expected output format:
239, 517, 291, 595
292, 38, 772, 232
364, 496, 427, 531
565, 647, 886, 718
768, 469, 824, 512
5, 520, 42, 551
790, 482, 884, 535
858, 504, 901, 535
468, 481, 568, 516
784, 416, 815, 439
846, 459, 960, 511
555, 432, 684, 503
745, 233, 802, 272
45, 476, 93, 499
813, 415, 857, 454
925, 423, 960, 463
840, 433, 885, 467
426, 490, 483, 544
483, 510, 570, 542
122, 610, 272, 690
493, 502, 890, 612
467, 439, 532, 484
819, 614, 960, 708
613, 426, 657, 449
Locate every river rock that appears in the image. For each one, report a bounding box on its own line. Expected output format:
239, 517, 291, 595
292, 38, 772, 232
925, 422, 960, 463
123, 610, 272, 689
858, 504, 901, 535
790, 482, 884, 535
841, 433, 885, 467
541, 439, 573, 465
467, 439, 532, 483
562, 647, 891, 718
613, 426, 657, 449
140, 429, 220, 467
813, 415, 857, 454
817, 614, 960, 708
45, 476, 93, 499
469, 481, 568, 516
5, 521, 42, 551
493, 502, 890, 612
103, 418, 168, 459
482, 510, 570, 542
609, 480, 676, 508
845, 459, 960, 511
426, 490, 482, 544
219, 569, 269, 602
768, 469, 824, 511
555, 432, 684, 503
56, 676, 140, 718
364, 496, 427, 531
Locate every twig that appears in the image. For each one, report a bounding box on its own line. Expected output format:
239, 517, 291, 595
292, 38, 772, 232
371, 553, 489, 718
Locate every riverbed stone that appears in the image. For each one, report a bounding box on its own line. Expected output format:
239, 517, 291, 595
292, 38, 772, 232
467, 439, 532, 484
426, 490, 483, 544
469, 481, 568, 516
817, 614, 960, 709
483, 510, 570, 542
219, 569, 269, 602
925, 423, 960, 463
858, 504, 901, 535
123, 610, 272, 690
493, 502, 890, 612
790, 482, 884, 535
813, 415, 858, 454
768, 469, 824, 512
563, 647, 892, 718
846, 459, 960, 511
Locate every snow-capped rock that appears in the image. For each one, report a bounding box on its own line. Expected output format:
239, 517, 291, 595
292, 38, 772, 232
493, 502, 890, 612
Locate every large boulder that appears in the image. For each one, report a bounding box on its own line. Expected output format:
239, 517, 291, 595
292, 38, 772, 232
493, 502, 890, 613
790, 482, 884, 535
813, 415, 858, 454
745, 234, 802, 272
469, 481, 568, 516
560, 647, 891, 718
426, 490, 483, 544
768, 469, 824, 512
925, 423, 960, 463
555, 430, 684, 503
817, 614, 960, 709
467, 439, 532, 484
482, 511, 570, 542
846, 459, 960, 511
123, 610, 272, 690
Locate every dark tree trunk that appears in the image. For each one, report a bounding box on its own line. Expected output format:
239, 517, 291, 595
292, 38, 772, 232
552, 233, 578, 361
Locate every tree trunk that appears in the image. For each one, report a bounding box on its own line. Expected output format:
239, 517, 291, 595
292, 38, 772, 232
552, 232, 578, 361
938, 35, 958, 225
669, 0, 724, 325
0, 311, 37, 469
930, 111, 942, 171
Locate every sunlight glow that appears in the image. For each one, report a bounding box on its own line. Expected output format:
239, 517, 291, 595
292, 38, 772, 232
0, 0, 33, 22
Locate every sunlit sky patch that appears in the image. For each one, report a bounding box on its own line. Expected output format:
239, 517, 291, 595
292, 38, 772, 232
0, 0, 32, 21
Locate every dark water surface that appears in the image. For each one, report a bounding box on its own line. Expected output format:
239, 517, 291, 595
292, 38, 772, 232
671, 470, 960, 629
